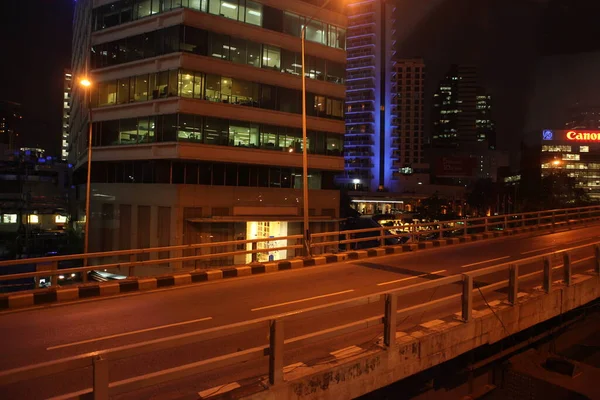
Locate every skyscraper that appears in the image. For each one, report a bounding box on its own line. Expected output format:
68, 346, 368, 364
340, 0, 396, 192
70, 0, 347, 262
62, 70, 72, 162
432, 65, 478, 148
390, 59, 428, 188
431, 65, 505, 184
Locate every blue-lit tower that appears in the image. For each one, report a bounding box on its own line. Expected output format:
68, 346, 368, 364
340, 0, 396, 192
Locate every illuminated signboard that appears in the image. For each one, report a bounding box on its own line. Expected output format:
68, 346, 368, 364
542, 130, 554, 140
566, 130, 600, 141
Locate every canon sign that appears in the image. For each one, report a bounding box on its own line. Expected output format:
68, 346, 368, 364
566, 131, 600, 141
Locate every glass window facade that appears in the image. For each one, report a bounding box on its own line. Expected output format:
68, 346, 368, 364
91, 69, 344, 120
92, 113, 343, 156
92, 0, 345, 50
89, 159, 336, 190
90, 26, 345, 84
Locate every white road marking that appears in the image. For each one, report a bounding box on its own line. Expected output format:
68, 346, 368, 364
251, 289, 355, 312
460, 256, 511, 269
47, 316, 213, 350
376, 270, 446, 287
521, 246, 555, 255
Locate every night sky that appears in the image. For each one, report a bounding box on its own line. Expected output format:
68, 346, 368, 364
1, 0, 599, 164
0, 0, 74, 157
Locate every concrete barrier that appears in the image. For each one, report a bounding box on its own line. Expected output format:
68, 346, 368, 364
241, 273, 600, 400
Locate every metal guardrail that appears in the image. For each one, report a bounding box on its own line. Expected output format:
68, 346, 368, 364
1, 237, 600, 398
1, 205, 600, 285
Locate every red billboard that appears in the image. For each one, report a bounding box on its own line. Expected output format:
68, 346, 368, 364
434, 157, 476, 177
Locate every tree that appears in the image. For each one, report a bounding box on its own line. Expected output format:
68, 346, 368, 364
467, 178, 498, 215
417, 193, 457, 221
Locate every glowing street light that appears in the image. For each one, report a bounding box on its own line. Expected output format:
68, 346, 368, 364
552, 160, 561, 166
80, 78, 92, 88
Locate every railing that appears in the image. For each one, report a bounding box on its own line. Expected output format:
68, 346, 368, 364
2, 235, 599, 398
1, 205, 600, 286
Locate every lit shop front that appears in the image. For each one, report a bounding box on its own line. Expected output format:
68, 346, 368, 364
540, 129, 600, 199
245, 221, 288, 263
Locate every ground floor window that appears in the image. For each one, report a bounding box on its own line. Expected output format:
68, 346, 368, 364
245, 221, 288, 263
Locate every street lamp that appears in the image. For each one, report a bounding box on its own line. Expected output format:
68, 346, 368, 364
552, 159, 561, 166
79, 77, 93, 273
301, 0, 336, 257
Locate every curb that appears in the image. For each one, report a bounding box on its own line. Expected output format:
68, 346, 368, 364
1, 218, 598, 311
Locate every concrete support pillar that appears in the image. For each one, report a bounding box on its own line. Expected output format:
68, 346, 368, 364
384, 293, 397, 347
508, 264, 518, 305
462, 274, 473, 322
563, 252, 572, 286
543, 257, 552, 293
93, 355, 109, 400
269, 319, 284, 386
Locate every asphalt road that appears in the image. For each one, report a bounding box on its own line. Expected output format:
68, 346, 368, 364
2, 224, 600, 399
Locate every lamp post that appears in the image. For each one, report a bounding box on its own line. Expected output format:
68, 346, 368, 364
301, 0, 335, 257
79, 78, 93, 274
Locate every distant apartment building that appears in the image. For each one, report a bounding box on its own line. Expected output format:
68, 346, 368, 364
62, 70, 72, 162
340, 0, 395, 192
70, 0, 347, 264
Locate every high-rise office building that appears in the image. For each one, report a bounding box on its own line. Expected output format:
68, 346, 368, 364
390, 59, 428, 188
70, 0, 347, 263
340, 0, 396, 192
431, 65, 505, 184
432, 65, 478, 148
62, 70, 72, 162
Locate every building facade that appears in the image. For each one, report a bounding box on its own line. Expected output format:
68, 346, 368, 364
340, 0, 395, 192
70, 0, 347, 265
62, 70, 72, 162
540, 128, 600, 200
